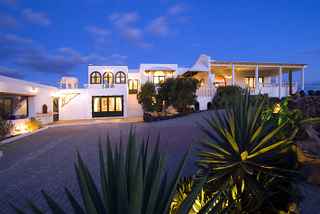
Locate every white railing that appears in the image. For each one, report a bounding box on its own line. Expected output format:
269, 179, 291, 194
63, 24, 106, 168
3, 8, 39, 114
196, 86, 216, 97
249, 82, 298, 97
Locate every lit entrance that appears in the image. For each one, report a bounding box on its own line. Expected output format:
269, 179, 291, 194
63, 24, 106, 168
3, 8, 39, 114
92, 96, 123, 117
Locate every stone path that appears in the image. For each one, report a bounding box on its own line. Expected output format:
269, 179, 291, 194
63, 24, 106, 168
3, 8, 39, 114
0, 111, 319, 213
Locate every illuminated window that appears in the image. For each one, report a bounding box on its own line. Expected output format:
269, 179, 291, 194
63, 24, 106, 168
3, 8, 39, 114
244, 77, 264, 88
115, 71, 126, 84
152, 71, 165, 85
0, 96, 28, 119
101, 98, 108, 112
93, 97, 100, 112
103, 72, 114, 86
90, 71, 101, 84
92, 96, 123, 117
108, 97, 115, 111
128, 79, 139, 94
115, 97, 122, 111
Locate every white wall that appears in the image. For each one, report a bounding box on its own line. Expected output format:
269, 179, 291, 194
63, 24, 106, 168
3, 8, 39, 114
0, 75, 57, 123
58, 87, 129, 120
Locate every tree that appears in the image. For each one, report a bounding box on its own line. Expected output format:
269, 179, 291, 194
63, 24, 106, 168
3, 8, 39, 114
137, 82, 157, 112
158, 78, 199, 113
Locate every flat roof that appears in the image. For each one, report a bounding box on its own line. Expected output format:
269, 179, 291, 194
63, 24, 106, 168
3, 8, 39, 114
211, 61, 306, 67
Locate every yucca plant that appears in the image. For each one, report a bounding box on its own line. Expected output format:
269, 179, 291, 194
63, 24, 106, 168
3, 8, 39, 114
170, 177, 212, 214
195, 92, 301, 213
11, 130, 195, 214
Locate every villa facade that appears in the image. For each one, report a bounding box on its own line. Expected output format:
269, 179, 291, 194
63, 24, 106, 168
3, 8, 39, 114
0, 54, 306, 133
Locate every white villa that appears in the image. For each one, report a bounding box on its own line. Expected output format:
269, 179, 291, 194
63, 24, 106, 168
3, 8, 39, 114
0, 54, 306, 134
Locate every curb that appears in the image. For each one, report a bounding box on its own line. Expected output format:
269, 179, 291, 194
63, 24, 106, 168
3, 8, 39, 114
0, 127, 49, 145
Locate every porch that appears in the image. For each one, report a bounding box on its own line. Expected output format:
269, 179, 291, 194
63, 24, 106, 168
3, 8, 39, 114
211, 61, 306, 98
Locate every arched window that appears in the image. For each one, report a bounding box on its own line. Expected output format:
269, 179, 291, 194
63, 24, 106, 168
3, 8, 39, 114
115, 71, 126, 84
90, 71, 101, 84
103, 72, 114, 86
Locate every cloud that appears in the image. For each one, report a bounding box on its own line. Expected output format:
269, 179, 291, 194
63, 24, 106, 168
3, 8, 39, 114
167, 3, 187, 15
0, 13, 18, 28
146, 16, 169, 37
84, 53, 127, 65
22, 8, 51, 26
0, 66, 23, 78
86, 26, 111, 43
0, 33, 127, 75
108, 12, 151, 48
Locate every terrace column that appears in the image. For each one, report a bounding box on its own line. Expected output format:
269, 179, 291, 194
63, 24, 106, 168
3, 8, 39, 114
232, 64, 235, 85
255, 65, 260, 94
278, 67, 283, 98
208, 71, 213, 88
288, 70, 293, 95
301, 66, 305, 91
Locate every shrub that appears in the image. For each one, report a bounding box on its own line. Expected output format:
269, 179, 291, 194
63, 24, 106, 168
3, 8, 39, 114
195, 92, 301, 213
299, 90, 305, 97
26, 117, 42, 132
308, 90, 315, 96
211, 85, 244, 109
158, 78, 199, 113
0, 117, 13, 139
316, 90, 320, 96
12, 130, 198, 214
137, 82, 157, 112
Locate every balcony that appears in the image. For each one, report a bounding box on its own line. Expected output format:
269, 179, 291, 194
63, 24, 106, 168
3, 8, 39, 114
249, 82, 298, 97
196, 86, 216, 97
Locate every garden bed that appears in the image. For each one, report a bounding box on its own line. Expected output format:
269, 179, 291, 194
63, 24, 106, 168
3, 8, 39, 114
143, 112, 190, 122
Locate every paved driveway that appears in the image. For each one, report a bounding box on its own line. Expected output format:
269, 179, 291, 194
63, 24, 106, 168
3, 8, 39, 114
0, 112, 211, 213
0, 111, 319, 213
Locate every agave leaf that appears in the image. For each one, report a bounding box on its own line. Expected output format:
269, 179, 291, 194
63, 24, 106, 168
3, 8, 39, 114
176, 177, 207, 214
250, 122, 287, 154
41, 190, 66, 214
75, 157, 98, 214
248, 139, 293, 159
77, 152, 106, 213
10, 203, 29, 214
65, 188, 85, 214
162, 147, 190, 214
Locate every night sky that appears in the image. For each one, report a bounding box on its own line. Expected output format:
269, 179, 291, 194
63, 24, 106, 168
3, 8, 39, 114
0, 0, 319, 87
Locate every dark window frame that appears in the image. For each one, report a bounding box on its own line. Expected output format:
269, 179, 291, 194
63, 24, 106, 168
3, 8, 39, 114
92, 96, 124, 117
90, 71, 102, 84
103, 72, 114, 86
152, 75, 165, 85
0, 96, 28, 120
244, 76, 264, 88
128, 79, 139, 94
115, 71, 126, 84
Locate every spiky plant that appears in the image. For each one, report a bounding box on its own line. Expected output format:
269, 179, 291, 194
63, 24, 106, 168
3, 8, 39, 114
196, 92, 301, 213
170, 177, 212, 214
11, 130, 194, 214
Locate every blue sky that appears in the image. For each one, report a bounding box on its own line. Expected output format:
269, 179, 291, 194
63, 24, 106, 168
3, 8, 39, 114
0, 0, 319, 86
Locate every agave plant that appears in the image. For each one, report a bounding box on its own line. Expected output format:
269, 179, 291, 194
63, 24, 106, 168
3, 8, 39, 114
195, 92, 301, 213
11, 130, 195, 214
170, 177, 212, 214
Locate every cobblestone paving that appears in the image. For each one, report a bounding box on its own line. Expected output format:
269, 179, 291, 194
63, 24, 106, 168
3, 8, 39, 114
0, 111, 319, 213
0, 112, 209, 213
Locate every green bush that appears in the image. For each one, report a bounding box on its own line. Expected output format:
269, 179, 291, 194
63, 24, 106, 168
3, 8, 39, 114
12, 130, 199, 214
157, 77, 199, 113
137, 82, 157, 112
0, 116, 13, 139
211, 85, 244, 109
